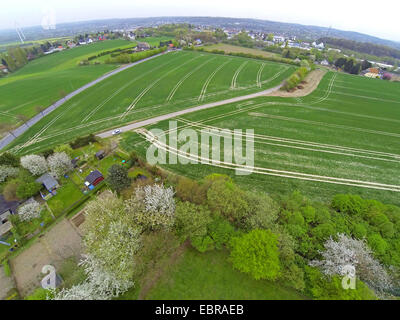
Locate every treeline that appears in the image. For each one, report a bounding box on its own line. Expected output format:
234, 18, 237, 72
319, 37, 400, 60
86, 45, 137, 61
1, 47, 28, 73
190, 47, 301, 66
334, 57, 372, 74
104, 47, 167, 64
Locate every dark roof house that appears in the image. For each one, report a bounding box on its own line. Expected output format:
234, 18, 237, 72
95, 150, 106, 160
0, 195, 19, 237
0, 195, 19, 216
36, 173, 59, 192
85, 170, 104, 187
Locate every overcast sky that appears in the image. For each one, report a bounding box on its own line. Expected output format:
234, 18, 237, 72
2, 0, 400, 42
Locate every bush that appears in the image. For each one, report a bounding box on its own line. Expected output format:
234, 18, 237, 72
70, 134, 97, 149
16, 181, 41, 200
331, 194, 366, 215
229, 229, 281, 281
25, 288, 54, 300
0, 152, 20, 167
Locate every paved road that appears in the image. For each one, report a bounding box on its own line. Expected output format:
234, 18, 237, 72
0, 51, 168, 151
96, 83, 283, 138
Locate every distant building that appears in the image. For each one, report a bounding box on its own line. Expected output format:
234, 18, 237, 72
137, 42, 151, 51
320, 60, 330, 66
0, 64, 8, 73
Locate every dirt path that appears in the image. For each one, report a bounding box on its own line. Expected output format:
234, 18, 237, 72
269, 69, 327, 98
138, 240, 190, 300
97, 83, 284, 138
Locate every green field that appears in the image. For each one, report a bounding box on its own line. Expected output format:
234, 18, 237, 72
0, 39, 135, 129
120, 71, 400, 206
8, 50, 295, 154
145, 248, 305, 300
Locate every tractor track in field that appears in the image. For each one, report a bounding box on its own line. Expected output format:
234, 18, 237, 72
198, 59, 232, 102
120, 54, 200, 120
174, 118, 400, 163
230, 61, 248, 89
0, 51, 173, 151
138, 129, 400, 193
166, 56, 216, 102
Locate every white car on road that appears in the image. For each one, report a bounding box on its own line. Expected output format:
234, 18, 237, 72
112, 129, 122, 135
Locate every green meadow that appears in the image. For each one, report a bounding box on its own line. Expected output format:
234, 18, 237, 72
120, 71, 400, 206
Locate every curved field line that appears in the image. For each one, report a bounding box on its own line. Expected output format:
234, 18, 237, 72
0, 110, 18, 119
249, 112, 400, 139
230, 61, 248, 89
166, 57, 216, 102
307, 72, 337, 105
16, 52, 186, 149
198, 60, 232, 102
256, 63, 266, 88
139, 129, 400, 192
16, 102, 79, 151
282, 101, 400, 124
83, 53, 188, 123
120, 55, 201, 120
260, 66, 289, 85
175, 118, 400, 163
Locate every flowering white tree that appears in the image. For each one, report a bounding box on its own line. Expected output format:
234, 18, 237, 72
135, 184, 175, 215
83, 192, 142, 282
20, 155, 48, 176
47, 152, 73, 178
18, 200, 42, 222
310, 233, 393, 295
126, 184, 176, 230
0, 165, 19, 183
52, 254, 133, 300
52, 282, 100, 300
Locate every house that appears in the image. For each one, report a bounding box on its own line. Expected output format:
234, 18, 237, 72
85, 170, 104, 188
320, 60, 330, 66
36, 173, 59, 200
71, 157, 80, 168
95, 150, 106, 160
0, 195, 19, 237
0, 64, 8, 73
137, 42, 150, 51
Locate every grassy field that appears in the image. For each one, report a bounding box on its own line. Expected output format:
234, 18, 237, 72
203, 43, 279, 59
0, 39, 135, 130
120, 71, 400, 206
145, 248, 305, 300
8, 50, 295, 154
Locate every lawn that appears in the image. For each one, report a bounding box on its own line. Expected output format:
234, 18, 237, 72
145, 248, 305, 300
47, 177, 84, 216
8, 50, 294, 154
120, 71, 400, 206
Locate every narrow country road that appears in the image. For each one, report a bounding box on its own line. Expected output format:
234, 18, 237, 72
96, 83, 283, 138
0, 51, 169, 151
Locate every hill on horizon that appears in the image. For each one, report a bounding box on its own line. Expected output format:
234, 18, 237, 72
0, 16, 399, 50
